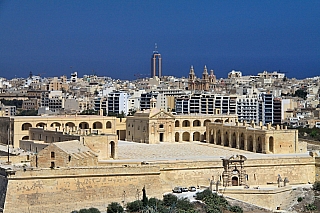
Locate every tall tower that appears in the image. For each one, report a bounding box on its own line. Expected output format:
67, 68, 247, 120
188, 65, 196, 91
201, 65, 209, 91
151, 43, 162, 78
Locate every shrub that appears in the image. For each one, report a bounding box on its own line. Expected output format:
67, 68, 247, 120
163, 193, 178, 207
305, 203, 317, 211
148, 197, 163, 207
176, 197, 194, 211
107, 202, 124, 213
195, 189, 213, 201
126, 200, 143, 212
229, 205, 243, 213
297, 197, 303, 202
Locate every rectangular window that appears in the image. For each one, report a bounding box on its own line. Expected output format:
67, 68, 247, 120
51, 152, 55, 159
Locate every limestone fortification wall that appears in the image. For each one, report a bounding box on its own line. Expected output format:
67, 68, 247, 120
1, 155, 316, 213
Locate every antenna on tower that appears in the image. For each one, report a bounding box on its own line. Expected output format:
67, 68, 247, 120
154, 43, 158, 53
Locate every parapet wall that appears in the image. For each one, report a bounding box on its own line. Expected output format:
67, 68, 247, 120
1, 154, 316, 213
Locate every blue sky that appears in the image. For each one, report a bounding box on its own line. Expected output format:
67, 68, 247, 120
0, 0, 319, 80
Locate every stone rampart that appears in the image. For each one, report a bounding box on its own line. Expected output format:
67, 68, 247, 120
0, 154, 316, 213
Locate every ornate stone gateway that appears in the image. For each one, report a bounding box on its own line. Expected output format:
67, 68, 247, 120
222, 155, 247, 187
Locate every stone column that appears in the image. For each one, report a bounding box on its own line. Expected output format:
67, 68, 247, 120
252, 133, 256, 152
244, 134, 248, 150
213, 129, 216, 145
236, 132, 240, 149
228, 131, 232, 148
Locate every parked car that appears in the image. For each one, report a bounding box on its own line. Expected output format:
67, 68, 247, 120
172, 186, 182, 193
181, 187, 188, 192
188, 186, 196, 192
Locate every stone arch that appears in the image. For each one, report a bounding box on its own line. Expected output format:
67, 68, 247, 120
93, 121, 102, 129
217, 130, 222, 145
214, 119, 223, 123
248, 135, 253, 152
193, 132, 200, 141
193, 120, 201, 127
36, 122, 46, 128
240, 133, 244, 150
182, 132, 190, 141
175, 120, 179, 127
106, 121, 112, 129
50, 122, 61, 128
175, 132, 179, 142
182, 120, 190, 127
22, 136, 29, 140
231, 132, 236, 148
269, 136, 274, 153
79, 122, 89, 129
21, 123, 32, 131
256, 136, 262, 153
232, 175, 239, 186
203, 119, 211, 127
65, 122, 75, 127
224, 131, 229, 146
109, 141, 116, 159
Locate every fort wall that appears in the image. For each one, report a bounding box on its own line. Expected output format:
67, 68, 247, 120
1, 154, 315, 213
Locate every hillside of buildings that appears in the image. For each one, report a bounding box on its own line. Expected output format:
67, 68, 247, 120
0, 69, 320, 132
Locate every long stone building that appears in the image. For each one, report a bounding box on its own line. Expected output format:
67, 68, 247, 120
126, 107, 237, 144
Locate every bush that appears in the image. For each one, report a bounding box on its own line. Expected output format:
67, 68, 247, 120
298, 197, 303, 202
107, 202, 124, 213
78, 208, 100, 213
163, 193, 178, 207
176, 197, 194, 211
229, 205, 243, 213
195, 189, 213, 201
305, 203, 317, 211
126, 200, 143, 212
148, 197, 163, 207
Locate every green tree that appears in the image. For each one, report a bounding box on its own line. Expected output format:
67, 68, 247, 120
107, 202, 124, 213
294, 89, 308, 99
142, 186, 148, 207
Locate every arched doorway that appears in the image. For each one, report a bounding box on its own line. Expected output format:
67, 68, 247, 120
217, 130, 221, 145
256, 136, 262, 153
240, 133, 244, 150
182, 120, 190, 127
193, 120, 201, 127
79, 122, 89, 129
232, 176, 239, 186
93, 121, 102, 129
109, 141, 115, 159
175, 132, 179, 142
175, 120, 179, 127
203, 119, 211, 127
269, 136, 274, 153
21, 123, 32, 131
224, 131, 229, 147
182, 132, 190, 141
231, 132, 236, 148
193, 132, 200, 141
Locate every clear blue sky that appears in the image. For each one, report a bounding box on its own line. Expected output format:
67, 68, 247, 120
0, 0, 319, 80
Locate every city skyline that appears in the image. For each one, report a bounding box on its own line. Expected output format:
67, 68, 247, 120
0, 1, 319, 80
